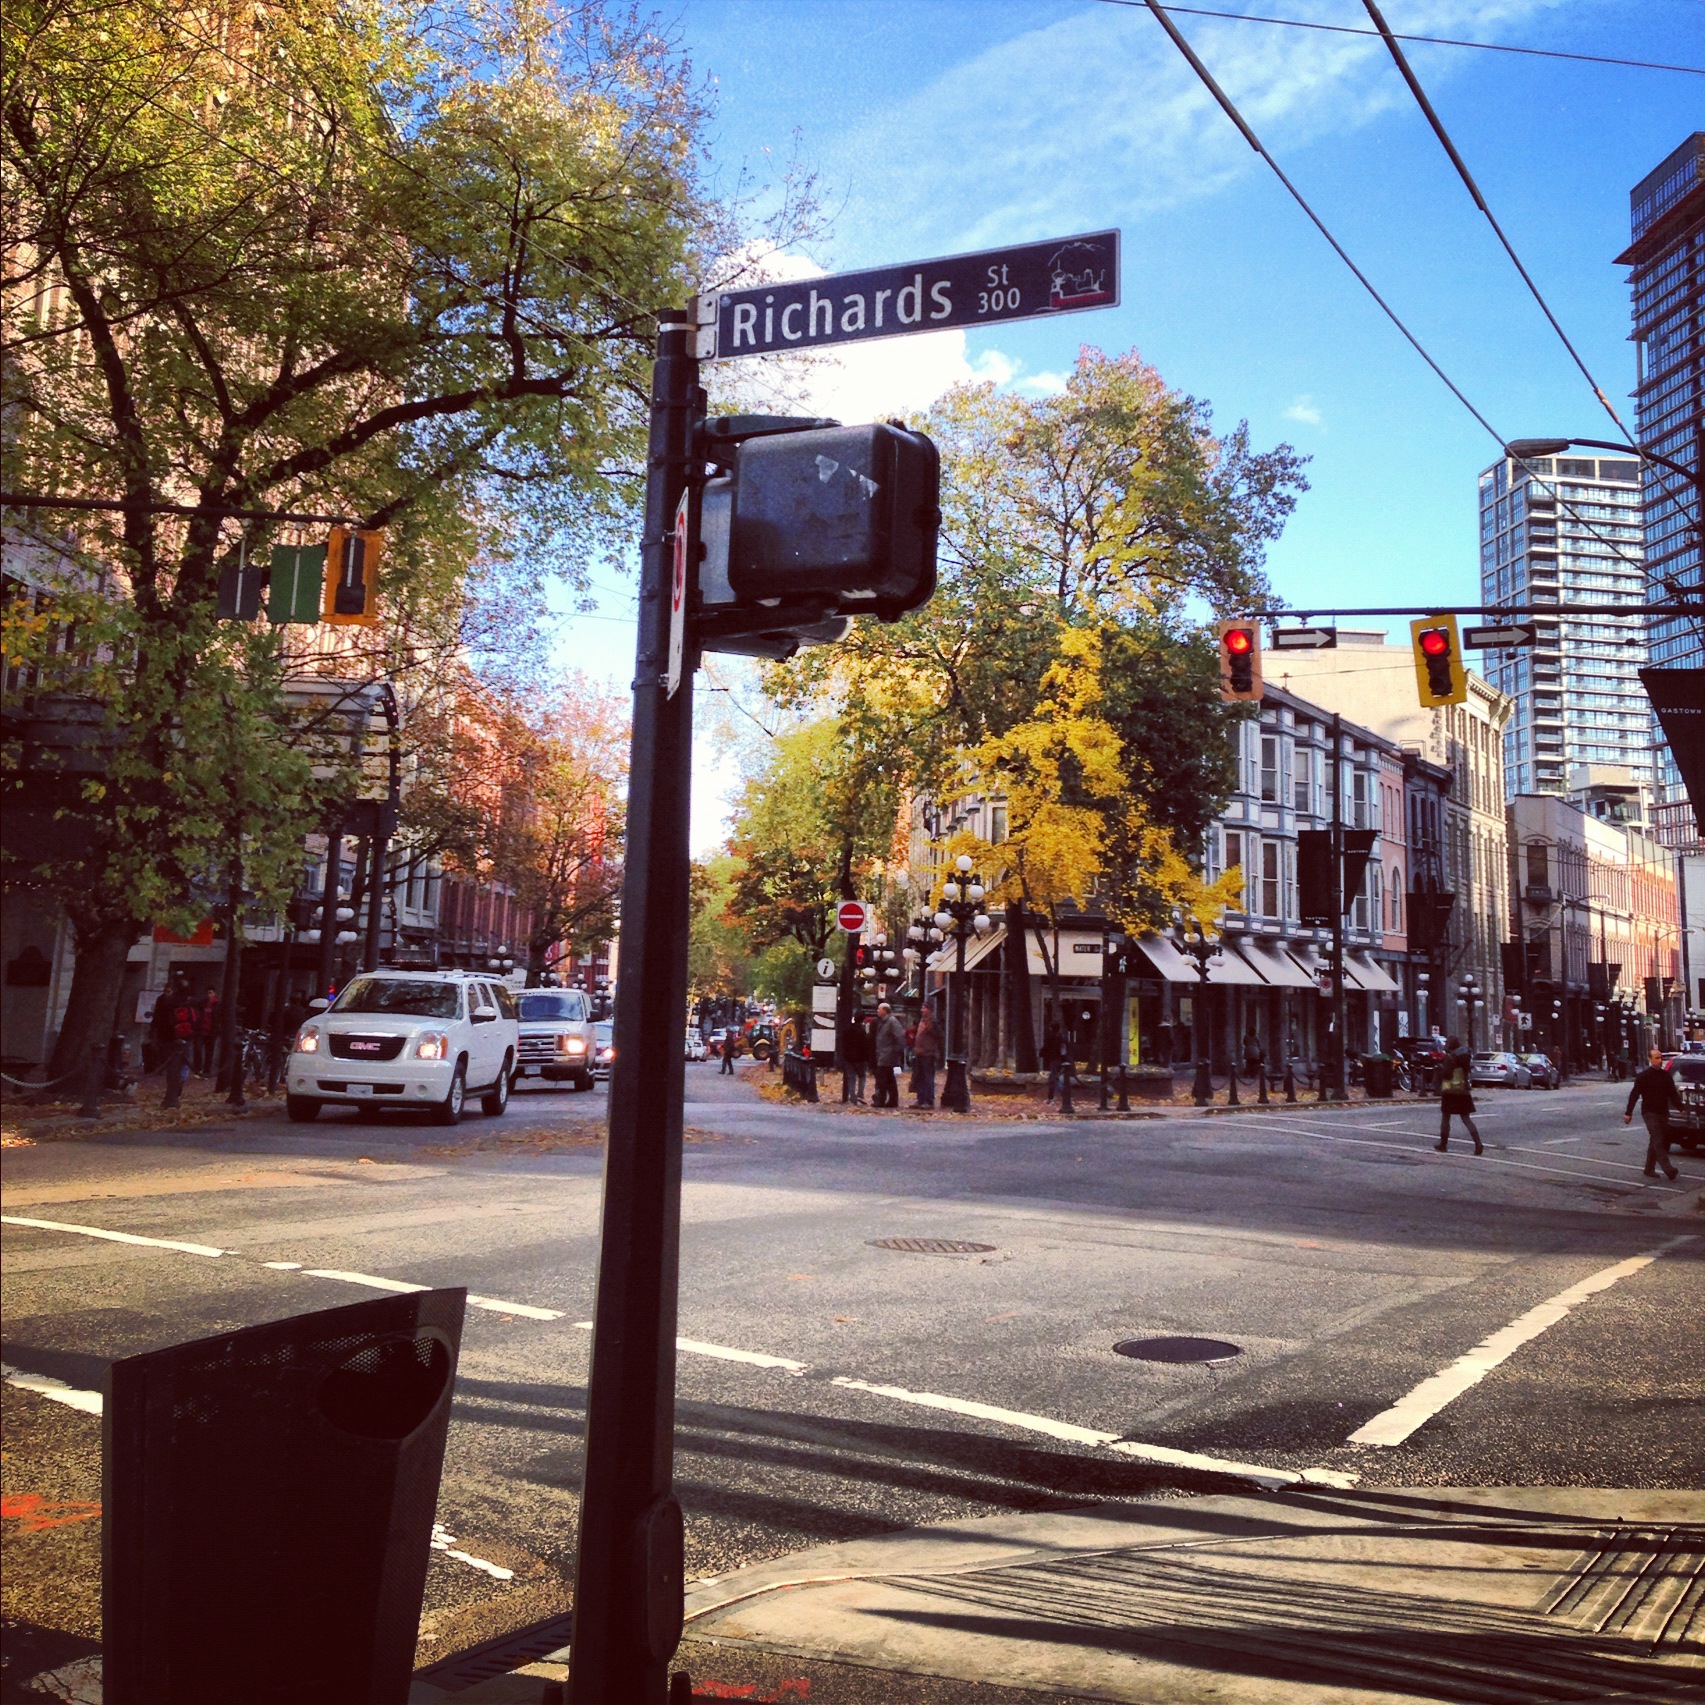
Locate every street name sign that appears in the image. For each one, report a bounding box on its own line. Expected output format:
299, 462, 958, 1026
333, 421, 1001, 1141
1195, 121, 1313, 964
1463, 622, 1538, 649
836, 900, 869, 934
1270, 627, 1338, 651
695, 231, 1120, 361
666, 490, 689, 697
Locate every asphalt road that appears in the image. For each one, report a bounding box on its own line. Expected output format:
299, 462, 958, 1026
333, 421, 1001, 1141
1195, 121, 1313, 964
2, 1068, 1701, 1694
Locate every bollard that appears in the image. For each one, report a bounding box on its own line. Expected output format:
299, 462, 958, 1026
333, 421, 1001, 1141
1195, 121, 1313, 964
1257, 1067, 1269, 1105
1284, 1058, 1297, 1103
1226, 1062, 1239, 1106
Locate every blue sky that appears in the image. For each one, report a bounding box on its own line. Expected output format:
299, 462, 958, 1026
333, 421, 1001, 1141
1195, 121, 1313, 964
551, 0, 1704, 850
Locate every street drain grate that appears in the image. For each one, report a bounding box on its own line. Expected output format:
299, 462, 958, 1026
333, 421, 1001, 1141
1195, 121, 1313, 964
868, 1237, 997, 1255
415, 1610, 573, 1690
1115, 1336, 1243, 1364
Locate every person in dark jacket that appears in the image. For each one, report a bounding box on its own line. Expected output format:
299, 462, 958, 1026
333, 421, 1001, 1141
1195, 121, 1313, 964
872, 1002, 907, 1108
840, 1015, 871, 1104
911, 1005, 942, 1109
1624, 1048, 1681, 1179
1042, 1018, 1065, 1102
1435, 1035, 1482, 1154
1241, 1027, 1265, 1090
156, 978, 198, 1108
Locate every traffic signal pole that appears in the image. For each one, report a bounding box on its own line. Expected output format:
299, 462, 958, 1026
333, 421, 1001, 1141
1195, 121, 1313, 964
570, 310, 701, 1703
1330, 712, 1348, 1100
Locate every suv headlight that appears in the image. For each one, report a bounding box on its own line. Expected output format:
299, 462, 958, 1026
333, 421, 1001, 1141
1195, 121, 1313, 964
559, 1035, 587, 1054
415, 1032, 450, 1060
295, 1026, 320, 1054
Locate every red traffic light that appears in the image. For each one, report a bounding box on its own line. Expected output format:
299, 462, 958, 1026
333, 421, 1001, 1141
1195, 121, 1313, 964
1223, 628, 1254, 655
1419, 628, 1450, 657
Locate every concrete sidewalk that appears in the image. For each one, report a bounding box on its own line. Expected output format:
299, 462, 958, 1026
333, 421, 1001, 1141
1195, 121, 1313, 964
676, 1484, 1705, 1703
422, 1484, 1705, 1703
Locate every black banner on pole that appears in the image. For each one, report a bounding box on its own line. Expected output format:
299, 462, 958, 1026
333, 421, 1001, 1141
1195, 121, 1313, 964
1640, 666, 1705, 835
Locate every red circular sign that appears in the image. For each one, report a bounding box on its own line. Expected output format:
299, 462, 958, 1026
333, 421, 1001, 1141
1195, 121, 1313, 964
837, 900, 868, 933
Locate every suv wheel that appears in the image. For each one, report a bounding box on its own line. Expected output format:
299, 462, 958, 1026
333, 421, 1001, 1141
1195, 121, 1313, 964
286, 1094, 320, 1123
482, 1055, 513, 1117
432, 1062, 467, 1126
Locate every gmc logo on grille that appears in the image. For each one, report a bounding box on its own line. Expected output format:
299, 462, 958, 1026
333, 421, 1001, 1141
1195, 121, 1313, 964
349, 1040, 381, 1053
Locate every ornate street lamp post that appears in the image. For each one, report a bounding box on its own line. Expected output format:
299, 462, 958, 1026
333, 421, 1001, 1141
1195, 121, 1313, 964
936, 855, 990, 1114
1458, 974, 1482, 1050
1171, 907, 1223, 1106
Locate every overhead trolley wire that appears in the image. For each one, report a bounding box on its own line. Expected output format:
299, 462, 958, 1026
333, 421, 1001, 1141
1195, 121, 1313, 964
1138, 1, 1671, 605
1358, 0, 1629, 441
1095, 0, 1705, 76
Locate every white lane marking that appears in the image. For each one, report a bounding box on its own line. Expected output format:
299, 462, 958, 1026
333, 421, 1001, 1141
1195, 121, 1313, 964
1237, 1119, 1682, 1191
828, 1375, 1355, 1490
263, 1260, 303, 1269
1349, 1236, 1697, 1448
1, 1215, 226, 1258
301, 1267, 428, 1293
569, 1319, 805, 1374
431, 1523, 514, 1581
468, 1295, 563, 1321
302, 1269, 562, 1320
1, 1362, 103, 1415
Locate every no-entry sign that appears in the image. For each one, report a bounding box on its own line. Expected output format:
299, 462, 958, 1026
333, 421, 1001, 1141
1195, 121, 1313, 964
836, 900, 868, 934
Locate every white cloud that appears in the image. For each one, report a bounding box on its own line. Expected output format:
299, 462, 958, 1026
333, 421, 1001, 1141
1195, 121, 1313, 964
1284, 394, 1323, 426
820, 0, 1566, 257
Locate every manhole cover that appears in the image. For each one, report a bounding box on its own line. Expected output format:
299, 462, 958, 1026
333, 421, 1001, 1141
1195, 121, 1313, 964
868, 1237, 996, 1255
1114, 1336, 1243, 1364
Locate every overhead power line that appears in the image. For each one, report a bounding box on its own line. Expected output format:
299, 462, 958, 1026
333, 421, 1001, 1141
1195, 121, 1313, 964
1095, 0, 1705, 76
1139, 2, 1656, 590
1358, 0, 1629, 442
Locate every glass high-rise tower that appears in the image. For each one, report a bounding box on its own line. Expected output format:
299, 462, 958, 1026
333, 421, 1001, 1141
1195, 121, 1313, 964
1479, 453, 1649, 798
1618, 133, 1703, 848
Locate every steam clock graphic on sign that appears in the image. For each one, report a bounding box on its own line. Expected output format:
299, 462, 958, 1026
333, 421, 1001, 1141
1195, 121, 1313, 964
1048, 238, 1117, 310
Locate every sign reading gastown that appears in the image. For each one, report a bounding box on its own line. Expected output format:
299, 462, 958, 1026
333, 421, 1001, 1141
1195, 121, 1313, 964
697, 231, 1120, 361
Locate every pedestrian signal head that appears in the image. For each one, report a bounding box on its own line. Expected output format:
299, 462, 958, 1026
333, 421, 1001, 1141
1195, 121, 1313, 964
1217, 621, 1262, 701
1409, 614, 1467, 707
323, 528, 383, 627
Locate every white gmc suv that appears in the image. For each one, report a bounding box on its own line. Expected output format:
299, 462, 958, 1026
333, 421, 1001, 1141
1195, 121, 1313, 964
286, 969, 519, 1125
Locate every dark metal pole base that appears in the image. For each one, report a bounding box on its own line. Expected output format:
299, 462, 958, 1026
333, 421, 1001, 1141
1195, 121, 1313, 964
1193, 1059, 1211, 1106
942, 1058, 971, 1113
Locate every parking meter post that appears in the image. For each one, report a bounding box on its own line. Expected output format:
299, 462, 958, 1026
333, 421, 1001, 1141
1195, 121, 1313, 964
570, 310, 700, 1705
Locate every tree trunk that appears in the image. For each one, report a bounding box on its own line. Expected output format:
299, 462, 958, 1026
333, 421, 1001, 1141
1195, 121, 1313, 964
45, 915, 133, 1105
1006, 900, 1038, 1073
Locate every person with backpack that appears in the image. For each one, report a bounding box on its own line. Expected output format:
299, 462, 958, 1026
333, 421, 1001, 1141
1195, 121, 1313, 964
1435, 1035, 1482, 1154
159, 978, 199, 1109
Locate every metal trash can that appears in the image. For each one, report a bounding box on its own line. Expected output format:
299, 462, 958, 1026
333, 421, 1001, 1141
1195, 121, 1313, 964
1361, 1055, 1395, 1099
104, 1288, 466, 1705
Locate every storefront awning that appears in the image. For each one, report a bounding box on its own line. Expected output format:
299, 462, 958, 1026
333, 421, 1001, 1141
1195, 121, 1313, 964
1130, 933, 1269, 987
1348, 951, 1400, 993
1239, 937, 1317, 988
926, 925, 1006, 976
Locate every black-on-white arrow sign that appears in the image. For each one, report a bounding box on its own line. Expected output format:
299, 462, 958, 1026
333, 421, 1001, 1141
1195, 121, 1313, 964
1270, 627, 1338, 650
1463, 622, 1538, 648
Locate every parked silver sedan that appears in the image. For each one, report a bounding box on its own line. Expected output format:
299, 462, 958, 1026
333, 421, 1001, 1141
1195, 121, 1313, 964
1470, 1051, 1532, 1089
1518, 1052, 1560, 1090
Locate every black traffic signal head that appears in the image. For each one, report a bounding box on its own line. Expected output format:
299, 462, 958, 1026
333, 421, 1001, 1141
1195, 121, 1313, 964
725, 423, 940, 619
1217, 620, 1262, 701
1410, 613, 1466, 706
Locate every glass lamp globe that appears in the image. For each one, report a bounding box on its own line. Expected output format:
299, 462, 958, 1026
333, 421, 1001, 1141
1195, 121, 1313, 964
968, 883, 985, 902
972, 913, 992, 934
929, 926, 944, 942
941, 881, 959, 902
933, 910, 953, 931
956, 854, 973, 873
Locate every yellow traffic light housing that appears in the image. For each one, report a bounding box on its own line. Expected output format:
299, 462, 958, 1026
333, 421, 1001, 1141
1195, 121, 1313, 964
1217, 620, 1263, 702
1410, 613, 1467, 707
322, 528, 382, 626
